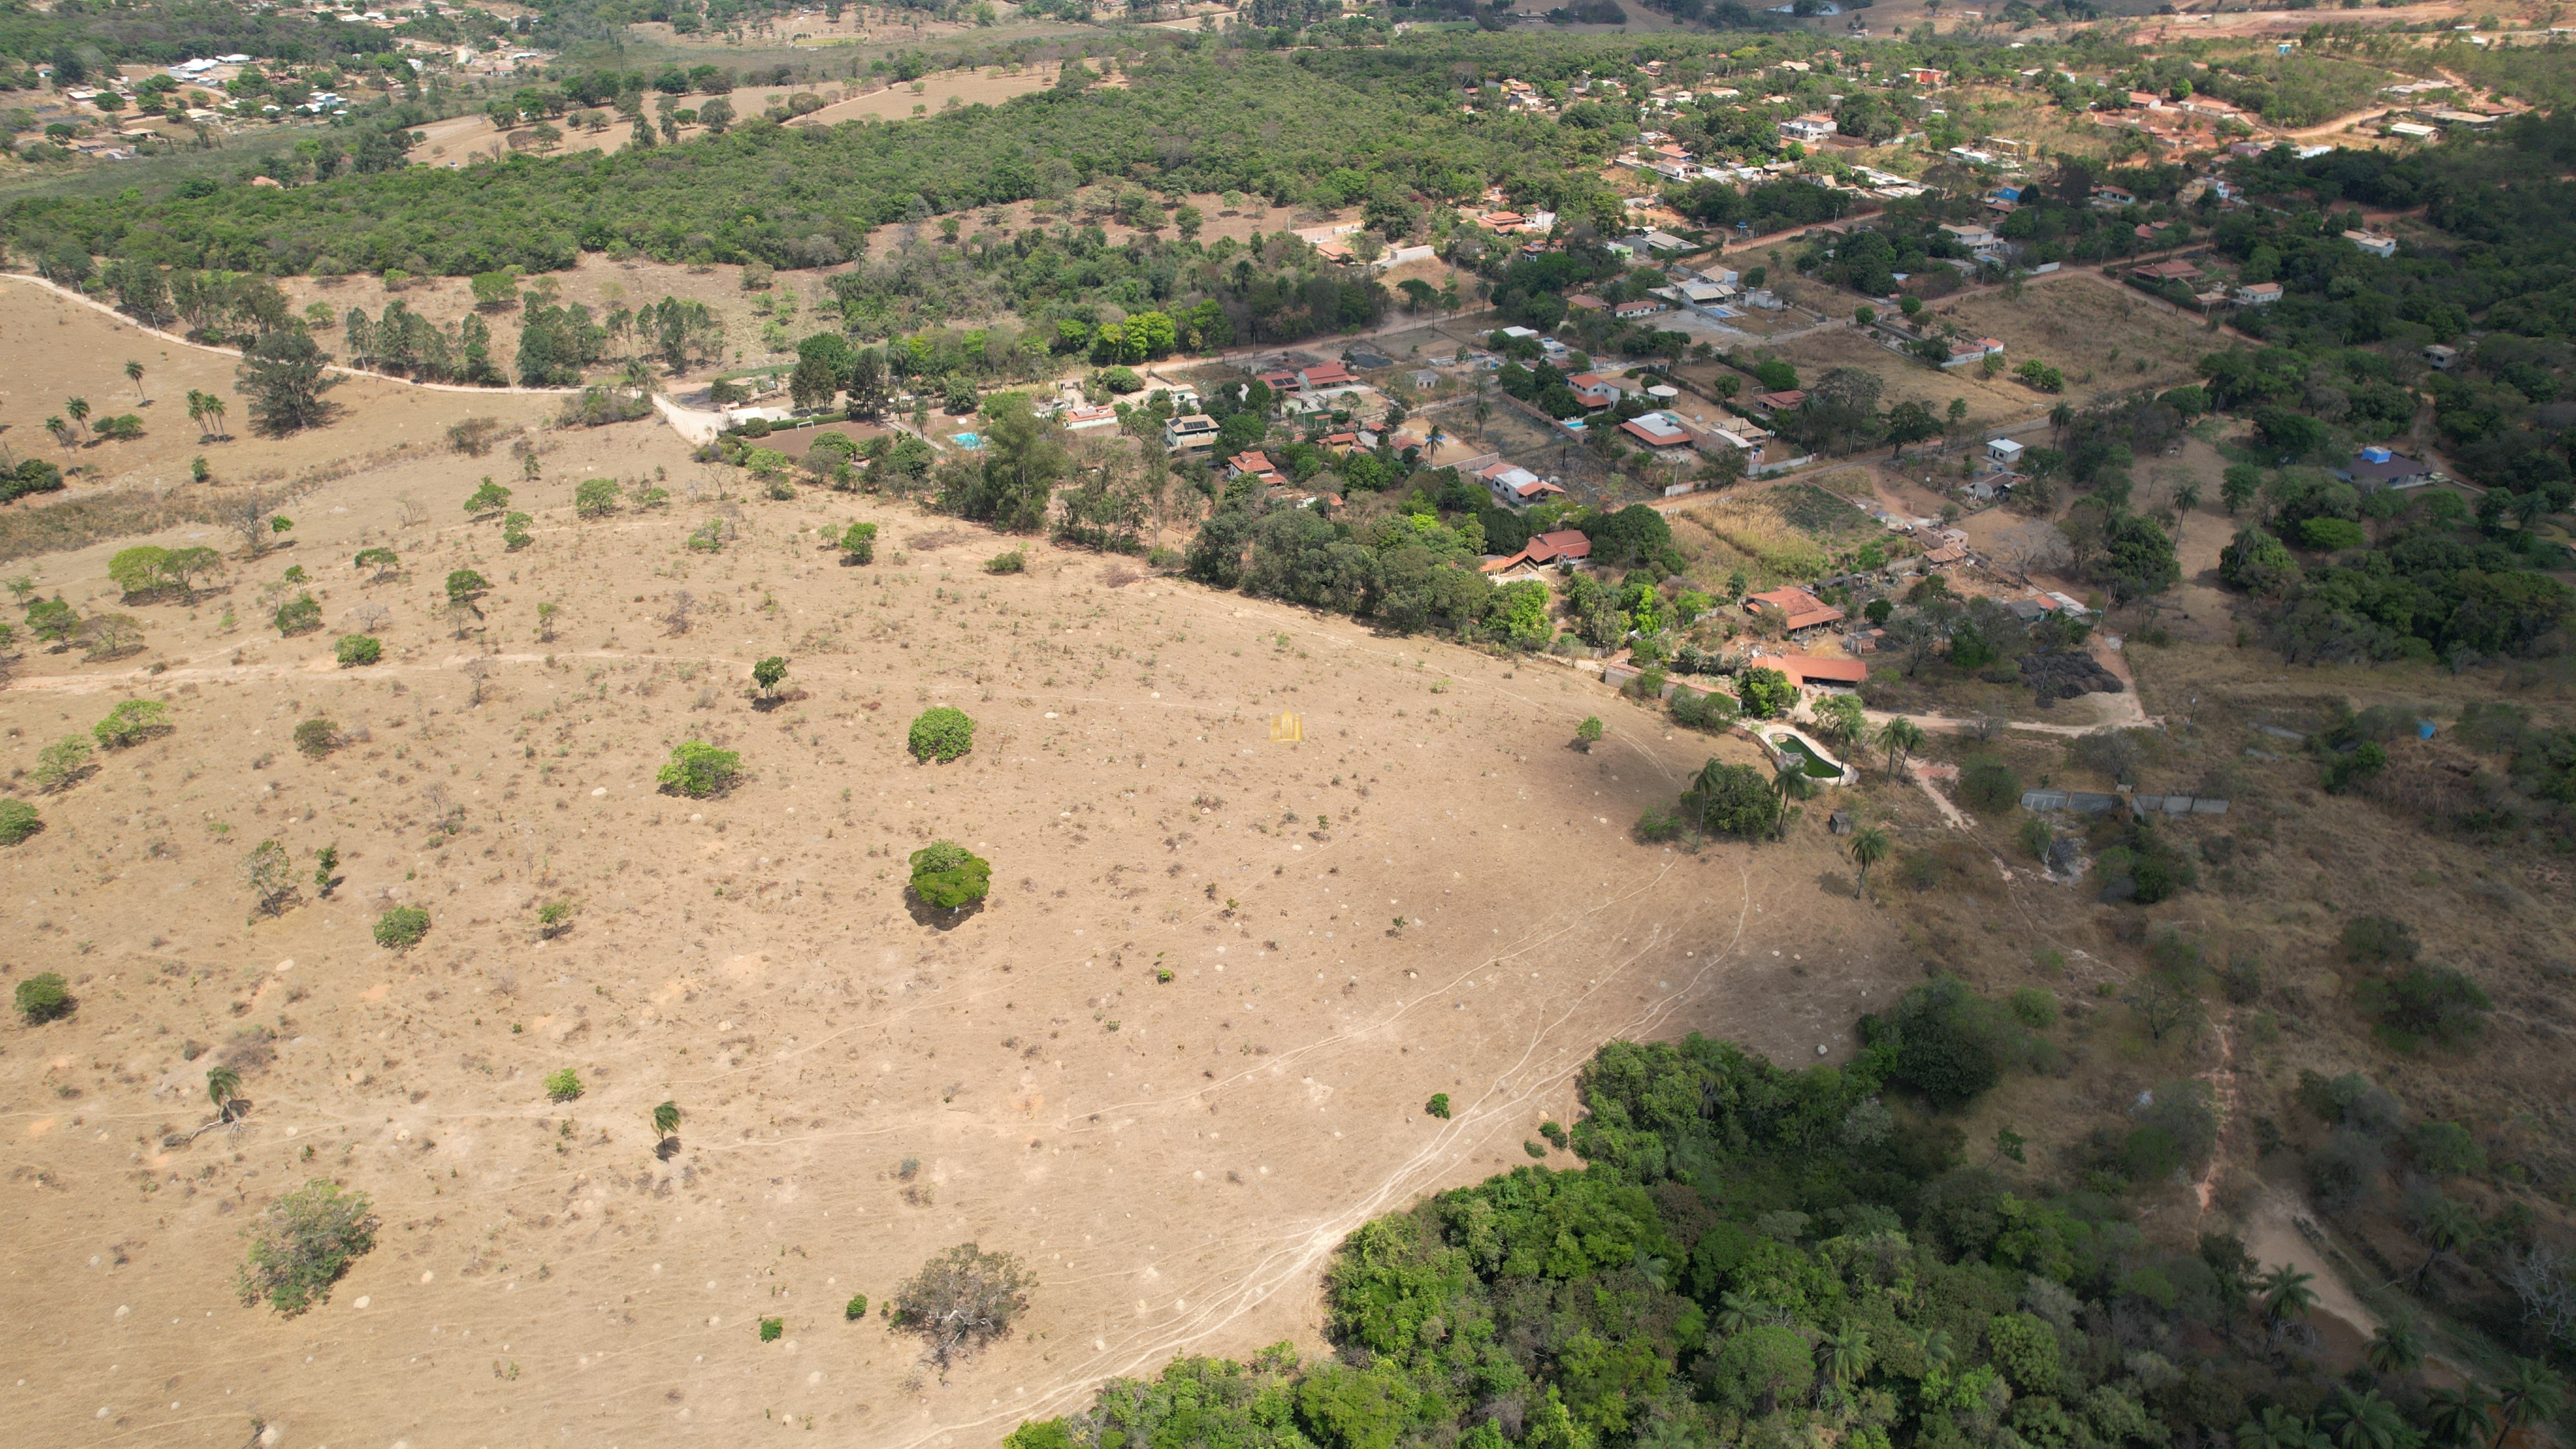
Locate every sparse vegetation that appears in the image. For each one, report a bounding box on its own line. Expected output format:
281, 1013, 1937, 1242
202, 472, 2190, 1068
335, 634, 382, 667
273, 593, 322, 636
1425, 1093, 1451, 1119
0, 799, 40, 846
93, 698, 168, 749
292, 718, 339, 758
544, 1068, 583, 1102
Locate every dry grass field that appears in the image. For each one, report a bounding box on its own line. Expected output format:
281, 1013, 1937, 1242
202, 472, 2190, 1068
0, 282, 1931, 1447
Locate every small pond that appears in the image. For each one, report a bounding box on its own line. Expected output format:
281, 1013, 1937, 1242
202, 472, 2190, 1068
1770, 731, 1848, 781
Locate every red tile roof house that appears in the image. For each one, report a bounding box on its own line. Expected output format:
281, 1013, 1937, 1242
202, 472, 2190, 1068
1481, 529, 1593, 572
1749, 389, 1807, 414
1566, 371, 1625, 408
1567, 293, 1610, 314
1619, 411, 1698, 451
1747, 650, 1869, 687
1298, 362, 1357, 391
1745, 585, 1847, 632
1613, 298, 1669, 319
1226, 450, 1285, 485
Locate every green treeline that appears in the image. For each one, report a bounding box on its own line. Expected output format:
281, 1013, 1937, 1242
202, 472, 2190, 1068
1006, 998, 2559, 1449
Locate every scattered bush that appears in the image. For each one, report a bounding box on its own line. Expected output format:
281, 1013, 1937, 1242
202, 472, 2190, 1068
292, 717, 339, 757
93, 698, 168, 748
372, 905, 429, 950
544, 1067, 583, 1102
335, 634, 382, 667
0, 798, 40, 845
840, 521, 877, 564
2007, 987, 2058, 1029
575, 477, 621, 517
15, 971, 72, 1023
844, 1294, 869, 1321
502, 511, 534, 550
908, 706, 976, 763
273, 592, 323, 636
1425, 1093, 1451, 1119
2341, 915, 2419, 965
2359, 962, 2490, 1053
657, 740, 741, 797
686, 518, 724, 552
985, 548, 1026, 574
1574, 716, 1603, 751
237, 1179, 377, 1316
33, 735, 92, 792
890, 1243, 1034, 1367
909, 840, 993, 910
759, 1316, 784, 1343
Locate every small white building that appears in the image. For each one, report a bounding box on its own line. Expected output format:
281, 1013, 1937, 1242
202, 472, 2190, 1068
2342, 229, 2397, 258
1986, 437, 2026, 470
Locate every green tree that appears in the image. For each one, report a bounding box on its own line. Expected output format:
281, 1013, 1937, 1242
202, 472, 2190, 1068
1574, 716, 1603, 752
446, 568, 490, 604
94, 699, 169, 748
242, 838, 296, 916
752, 655, 788, 697
0, 799, 41, 846
575, 477, 620, 517
910, 840, 993, 910
15, 972, 72, 1022
2260, 1264, 2318, 1323
1876, 716, 1926, 780
841, 521, 878, 564
235, 329, 342, 435
658, 741, 742, 797
465, 478, 514, 515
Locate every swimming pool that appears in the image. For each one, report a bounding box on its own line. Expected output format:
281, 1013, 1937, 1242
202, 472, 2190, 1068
952, 432, 983, 449
1770, 731, 1848, 781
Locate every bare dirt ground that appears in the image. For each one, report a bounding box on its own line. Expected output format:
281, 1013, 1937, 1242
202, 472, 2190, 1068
0, 288, 1927, 1446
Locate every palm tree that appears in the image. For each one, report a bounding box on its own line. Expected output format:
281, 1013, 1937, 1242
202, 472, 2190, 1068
2412, 1197, 2477, 1285
2364, 1319, 2423, 1379
2239, 1407, 2330, 1449
1916, 1327, 1955, 1372
1876, 716, 1925, 781
203, 392, 228, 439
2318, 1387, 2415, 1449
1715, 1291, 1767, 1334
1770, 762, 1805, 841
2259, 1263, 2318, 1324
652, 1100, 682, 1139
65, 396, 90, 440
1815, 1321, 1874, 1392
1848, 825, 1891, 894
44, 416, 75, 455
2490, 1358, 2567, 1449
206, 1064, 242, 1123
185, 390, 210, 439
125, 360, 146, 401
2424, 1385, 2498, 1449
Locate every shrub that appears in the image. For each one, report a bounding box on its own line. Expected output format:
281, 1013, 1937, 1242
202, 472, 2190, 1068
845, 1293, 870, 1321
909, 840, 993, 910
2220, 955, 2264, 1004
94, 698, 169, 748
293, 718, 339, 757
237, 1179, 377, 1316
759, 1316, 784, 1343
273, 592, 323, 636
908, 706, 976, 762
2018, 816, 2054, 861
373, 905, 430, 950
335, 634, 382, 667
1959, 756, 2021, 813
986, 548, 1026, 574
840, 521, 877, 564
657, 740, 741, 797
686, 518, 724, 552
502, 511, 534, 549
1635, 807, 1683, 842
2360, 962, 2490, 1052
575, 477, 620, 517
0, 799, 40, 845
1425, 1093, 1451, 1119
15, 971, 72, 1023
2407, 1120, 2486, 1177
544, 1067, 583, 1102
1678, 760, 1782, 838
2007, 987, 2058, 1028
891, 1243, 1034, 1367
2341, 915, 2419, 965
1574, 716, 1603, 751
33, 735, 92, 792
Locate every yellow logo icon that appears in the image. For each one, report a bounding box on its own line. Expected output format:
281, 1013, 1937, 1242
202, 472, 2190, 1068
1269, 711, 1304, 744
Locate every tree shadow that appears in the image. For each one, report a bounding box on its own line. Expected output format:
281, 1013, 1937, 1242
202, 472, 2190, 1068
905, 895, 984, 931
655, 1135, 680, 1162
